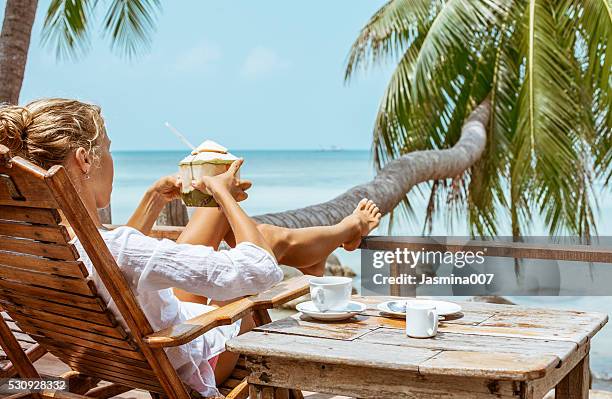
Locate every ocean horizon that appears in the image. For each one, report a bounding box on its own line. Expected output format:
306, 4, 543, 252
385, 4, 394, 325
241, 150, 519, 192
109, 149, 612, 383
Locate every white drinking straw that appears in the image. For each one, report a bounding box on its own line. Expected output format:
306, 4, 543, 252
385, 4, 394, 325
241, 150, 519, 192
165, 122, 196, 150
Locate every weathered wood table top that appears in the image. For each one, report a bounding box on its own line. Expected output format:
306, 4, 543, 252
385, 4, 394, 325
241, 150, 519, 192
227, 296, 608, 399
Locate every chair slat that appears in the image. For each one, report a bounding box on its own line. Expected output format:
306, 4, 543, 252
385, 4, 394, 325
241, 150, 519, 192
11, 316, 136, 351
0, 252, 88, 278
62, 356, 157, 380
0, 206, 61, 225
36, 337, 151, 369
4, 305, 126, 339
0, 265, 94, 296
64, 363, 163, 393
0, 221, 70, 244
0, 296, 112, 325
0, 158, 59, 209
0, 236, 78, 260
2, 321, 37, 344
0, 281, 103, 311
21, 327, 145, 360
56, 351, 157, 377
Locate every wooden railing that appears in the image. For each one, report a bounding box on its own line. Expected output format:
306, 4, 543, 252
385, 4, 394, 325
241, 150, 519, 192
99, 202, 612, 264
360, 236, 612, 264
360, 236, 612, 296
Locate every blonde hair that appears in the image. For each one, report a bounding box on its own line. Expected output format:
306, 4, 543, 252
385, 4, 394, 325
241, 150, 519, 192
0, 98, 106, 169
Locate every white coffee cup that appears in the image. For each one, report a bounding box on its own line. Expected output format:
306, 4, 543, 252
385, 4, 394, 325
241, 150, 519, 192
309, 276, 352, 312
406, 303, 438, 338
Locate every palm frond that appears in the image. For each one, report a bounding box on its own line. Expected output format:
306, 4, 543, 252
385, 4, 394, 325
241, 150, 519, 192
406, 0, 513, 235
581, 0, 611, 99
345, 0, 440, 80
371, 47, 424, 170
407, 0, 512, 154
580, 0, 612, 184
350, 0, 609, 237
468, 48, 514, 236
41, 0, 95, 59
468, 6, 523, 237
102, 0, 161, 59
514, 0, 598, 237
411, 0, 511, 105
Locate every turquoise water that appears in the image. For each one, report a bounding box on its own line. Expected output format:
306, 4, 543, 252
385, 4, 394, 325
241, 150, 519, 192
110, 150, 611, 382
111, 150, 374, 222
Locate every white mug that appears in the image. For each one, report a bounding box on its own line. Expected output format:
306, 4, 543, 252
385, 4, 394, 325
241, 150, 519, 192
406, 303, 438, 338
309, 276, 352, 312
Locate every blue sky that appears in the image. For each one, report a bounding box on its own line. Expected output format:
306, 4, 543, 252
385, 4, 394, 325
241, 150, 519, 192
10, 0, 394, 151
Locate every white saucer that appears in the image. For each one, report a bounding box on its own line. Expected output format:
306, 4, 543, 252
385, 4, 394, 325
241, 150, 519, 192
377, 299, 462, 318
296, 301, 366, 321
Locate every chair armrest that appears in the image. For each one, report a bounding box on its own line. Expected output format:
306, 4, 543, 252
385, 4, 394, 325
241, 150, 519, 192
103, 224, 185, 241
246, 274, 313, 310
146, 225, 185, 240
144, 275, 312, 348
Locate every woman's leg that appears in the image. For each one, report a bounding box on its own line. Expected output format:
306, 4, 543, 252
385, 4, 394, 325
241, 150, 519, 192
172, 201, 380, 386
296, 259, 327, 277
176, 207, 230, 249
223, 198, 382, 274
173, 207, 232, 304
174, 200, 381, 299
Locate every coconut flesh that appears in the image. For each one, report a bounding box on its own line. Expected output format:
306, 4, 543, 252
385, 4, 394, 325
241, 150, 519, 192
178, 140, 238, 207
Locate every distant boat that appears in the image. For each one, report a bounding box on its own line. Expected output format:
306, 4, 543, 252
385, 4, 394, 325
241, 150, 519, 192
318, 145, 344, 152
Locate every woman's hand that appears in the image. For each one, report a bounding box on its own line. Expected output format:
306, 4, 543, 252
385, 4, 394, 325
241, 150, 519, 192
151, 175, 182, 203
192, 159, 252, 202
190, 159, 273, 257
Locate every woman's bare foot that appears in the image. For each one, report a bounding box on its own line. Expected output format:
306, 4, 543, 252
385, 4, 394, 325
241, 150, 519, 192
342, 198, 382, 251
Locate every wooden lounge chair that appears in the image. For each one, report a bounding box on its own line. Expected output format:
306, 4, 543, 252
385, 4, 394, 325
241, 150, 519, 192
0, 144, 309, 399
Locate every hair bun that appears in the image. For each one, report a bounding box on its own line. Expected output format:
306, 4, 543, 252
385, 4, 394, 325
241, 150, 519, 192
0, 105, 32, 154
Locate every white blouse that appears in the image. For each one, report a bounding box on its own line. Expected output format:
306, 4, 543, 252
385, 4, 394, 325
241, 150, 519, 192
73, 226, 283, 397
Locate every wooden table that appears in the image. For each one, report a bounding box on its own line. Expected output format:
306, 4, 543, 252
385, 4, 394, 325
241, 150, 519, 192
227, 296, 608, 399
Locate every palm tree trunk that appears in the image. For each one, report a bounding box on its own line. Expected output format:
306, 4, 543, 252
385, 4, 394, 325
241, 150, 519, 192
0, 0, 38, 105
254, 98, 491, 228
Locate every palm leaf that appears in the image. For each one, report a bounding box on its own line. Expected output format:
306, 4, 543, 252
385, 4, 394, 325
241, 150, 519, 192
102, 0, 161, 59
514, 0, 598, 237
349, 0, 609, 237
41, 0, 95, 59
404, 0, 511, 234
371, 46, 425, 170
580, 0, 612, 184
411, 0, 511, 104
469, 5, 523, 237
345, 0, 440, 80
41, 0, 161, 60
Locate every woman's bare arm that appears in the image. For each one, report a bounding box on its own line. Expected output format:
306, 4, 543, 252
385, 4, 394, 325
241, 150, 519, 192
127, 176, 181, 235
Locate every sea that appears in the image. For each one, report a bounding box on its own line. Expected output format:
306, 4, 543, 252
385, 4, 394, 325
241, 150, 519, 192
111, 150, 612, 385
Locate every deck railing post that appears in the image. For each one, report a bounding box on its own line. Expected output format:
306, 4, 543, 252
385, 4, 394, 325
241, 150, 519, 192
97, 205, 112, 224
157, 199, 189, 227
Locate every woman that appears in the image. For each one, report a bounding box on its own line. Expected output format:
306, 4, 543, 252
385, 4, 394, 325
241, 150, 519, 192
0, 98, 381, 397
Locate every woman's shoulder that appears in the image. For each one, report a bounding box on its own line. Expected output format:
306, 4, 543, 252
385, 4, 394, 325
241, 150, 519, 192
98, 225, 163, 257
